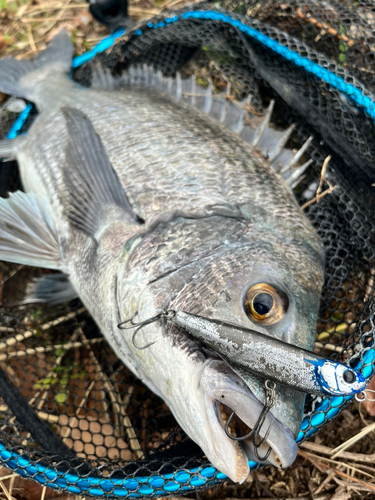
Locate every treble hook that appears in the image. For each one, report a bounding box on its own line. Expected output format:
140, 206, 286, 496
224, 380, 276, 462
117, 311, 161, 350
117, 310, 176, 350
117, 311, 139, 328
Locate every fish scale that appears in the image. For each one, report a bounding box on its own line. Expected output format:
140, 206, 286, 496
75, 89, 301, 226
127, 218, 247, 278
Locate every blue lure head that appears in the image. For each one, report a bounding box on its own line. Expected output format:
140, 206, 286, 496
313, 360, 366, 396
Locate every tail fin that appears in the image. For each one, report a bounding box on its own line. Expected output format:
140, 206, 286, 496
0, 29, 73, 100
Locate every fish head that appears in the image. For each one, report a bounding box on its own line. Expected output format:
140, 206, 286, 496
170, 216, 325, 347
116, 216, 325, 483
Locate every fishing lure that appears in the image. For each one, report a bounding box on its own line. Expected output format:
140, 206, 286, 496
170, 310, 366, 397
119, 310, 366, 397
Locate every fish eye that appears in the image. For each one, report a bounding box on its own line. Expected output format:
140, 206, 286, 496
245, 283, 289, 325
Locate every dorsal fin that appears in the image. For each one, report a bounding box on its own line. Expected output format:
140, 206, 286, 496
62, 107, 141, 240
90, 64, 313, 186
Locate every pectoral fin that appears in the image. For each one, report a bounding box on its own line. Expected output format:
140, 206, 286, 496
0, 191, 61, 269
62, 107, 142, 240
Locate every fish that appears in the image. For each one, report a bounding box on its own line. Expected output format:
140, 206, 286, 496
0, 29, 325, 482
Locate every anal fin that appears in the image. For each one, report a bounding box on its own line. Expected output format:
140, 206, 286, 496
0, 191, 61, 269
22, 273, 78, 306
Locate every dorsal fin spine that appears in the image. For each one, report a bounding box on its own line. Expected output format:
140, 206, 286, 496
90, 63, 314, 187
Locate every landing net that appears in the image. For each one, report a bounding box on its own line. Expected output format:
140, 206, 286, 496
0, 1, 374, 497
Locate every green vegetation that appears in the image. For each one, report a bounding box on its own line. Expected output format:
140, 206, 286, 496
338, 25, 349, 65
196, 77, 209, 88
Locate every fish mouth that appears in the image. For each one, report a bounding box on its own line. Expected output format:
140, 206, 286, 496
200, 359, 297, 483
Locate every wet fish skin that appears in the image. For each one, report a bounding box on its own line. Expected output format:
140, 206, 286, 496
0, 31, 325, 482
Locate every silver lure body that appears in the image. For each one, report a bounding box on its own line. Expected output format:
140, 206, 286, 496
170, 310, 366, 396
0, 31, 326, 482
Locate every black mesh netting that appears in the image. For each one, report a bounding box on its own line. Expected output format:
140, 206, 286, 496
0, 0, 375, 497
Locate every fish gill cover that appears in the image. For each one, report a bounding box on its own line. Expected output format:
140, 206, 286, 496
0, 0, 374, 497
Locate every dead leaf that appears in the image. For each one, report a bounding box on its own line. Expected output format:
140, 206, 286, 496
0, 37, 8, 52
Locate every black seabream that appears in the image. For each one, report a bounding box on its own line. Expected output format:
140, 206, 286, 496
0, 30, 325, 482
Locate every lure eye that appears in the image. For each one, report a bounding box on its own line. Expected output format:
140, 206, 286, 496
245, 283, 288, 325
343, 369, 356, 384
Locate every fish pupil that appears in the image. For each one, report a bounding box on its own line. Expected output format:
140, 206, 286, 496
343, 369, 356, 384
253, 293, 273, 316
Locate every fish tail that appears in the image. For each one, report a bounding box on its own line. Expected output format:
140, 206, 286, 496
0, 29, 73, 101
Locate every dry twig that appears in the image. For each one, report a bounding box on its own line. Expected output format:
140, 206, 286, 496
0, 306, 86, 349
27, 25, 37, 52
0, 336, 104, 361
38, 0, 73, 37
301, 441, 375, 465
298, 449, 375, 491
314, 473, 335, 495
121, 386, 144, 460
302, 155, 338, 210
0, 266, 23, 287
364, 268, 375, 302
40, 485, 46, 500
295, 7, 354, 47
75, 325, 144, 458
330, 422, 375, 459
314, 341, 344, 353
0, 480, 13, 500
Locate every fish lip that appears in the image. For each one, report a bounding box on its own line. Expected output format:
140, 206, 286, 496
201, 390, 249, 483
200, 359, 298, 474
